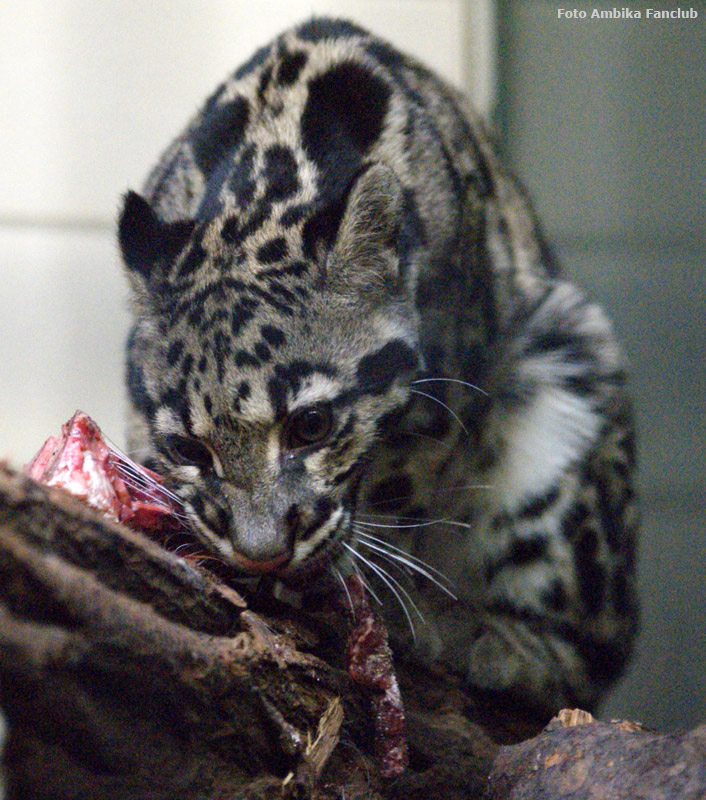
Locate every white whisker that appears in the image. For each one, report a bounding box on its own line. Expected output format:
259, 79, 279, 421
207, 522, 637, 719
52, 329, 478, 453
356, 518, 448, 530
333, 567, 355, 615
358, 515, 478, 532
347, 556, 383, 606
353, 529, 452, 581
105, 436, 154, 462
112, 471, 190, 521
410, 389, 470, 436
174, 542, 201, 556
353, 529, 457, 600
343, 542, 423, 641
107, 449, 187, 509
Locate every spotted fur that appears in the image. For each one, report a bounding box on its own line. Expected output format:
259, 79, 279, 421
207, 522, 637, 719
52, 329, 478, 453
119, 18, 638, 715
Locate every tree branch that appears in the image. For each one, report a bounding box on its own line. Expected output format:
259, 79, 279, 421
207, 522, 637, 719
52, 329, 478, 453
2, 464, 704, 799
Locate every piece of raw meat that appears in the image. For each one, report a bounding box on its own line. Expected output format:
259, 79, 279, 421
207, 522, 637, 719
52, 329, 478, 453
343, 573, 409, 778
24, 410, 179, 533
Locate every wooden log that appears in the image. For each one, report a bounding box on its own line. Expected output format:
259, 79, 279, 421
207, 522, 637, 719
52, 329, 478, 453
487, 709, 706, 799
3, 463, 705, 799
0, 465, 498, 799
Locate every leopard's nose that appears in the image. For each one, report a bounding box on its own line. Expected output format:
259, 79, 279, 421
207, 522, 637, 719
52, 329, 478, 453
228, 506, 300, 574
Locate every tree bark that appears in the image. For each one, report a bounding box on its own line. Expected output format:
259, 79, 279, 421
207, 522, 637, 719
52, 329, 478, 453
488, 709, 706, 800
0, 465, 499, 799
1, 464, 704, 799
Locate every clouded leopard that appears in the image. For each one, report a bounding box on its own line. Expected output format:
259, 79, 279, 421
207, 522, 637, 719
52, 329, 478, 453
118, 17, 638, 716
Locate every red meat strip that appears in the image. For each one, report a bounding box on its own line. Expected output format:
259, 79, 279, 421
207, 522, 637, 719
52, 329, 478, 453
344, 572, 409, 778
24, 410, 178, 533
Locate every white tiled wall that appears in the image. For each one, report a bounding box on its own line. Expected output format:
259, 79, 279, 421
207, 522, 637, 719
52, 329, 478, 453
0, 0, 493, 464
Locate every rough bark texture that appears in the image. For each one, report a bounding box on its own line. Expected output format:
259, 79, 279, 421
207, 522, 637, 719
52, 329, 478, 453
488, 709, 706, 800
1, 464, 704, 799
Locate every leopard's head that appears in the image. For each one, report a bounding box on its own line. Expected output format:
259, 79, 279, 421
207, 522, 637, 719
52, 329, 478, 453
119, 163, 422, 579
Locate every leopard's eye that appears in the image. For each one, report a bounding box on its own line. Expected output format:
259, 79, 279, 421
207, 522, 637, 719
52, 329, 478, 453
285, 403, 334, 450
165, 434, 214, 471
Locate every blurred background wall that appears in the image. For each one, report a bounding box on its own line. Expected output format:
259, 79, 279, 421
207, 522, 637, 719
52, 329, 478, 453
496, 0, 706, 731
0, 0, 703, 732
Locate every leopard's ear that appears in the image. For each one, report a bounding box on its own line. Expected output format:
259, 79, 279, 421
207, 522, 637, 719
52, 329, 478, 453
118, 191, 194, 288
326, 162, 411, 300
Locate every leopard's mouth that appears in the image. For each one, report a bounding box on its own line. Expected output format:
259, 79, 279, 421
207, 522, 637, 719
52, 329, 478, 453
178, 481, 362, 585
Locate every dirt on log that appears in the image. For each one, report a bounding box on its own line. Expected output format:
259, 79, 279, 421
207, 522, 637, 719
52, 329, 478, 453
1, 464, 704, 799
